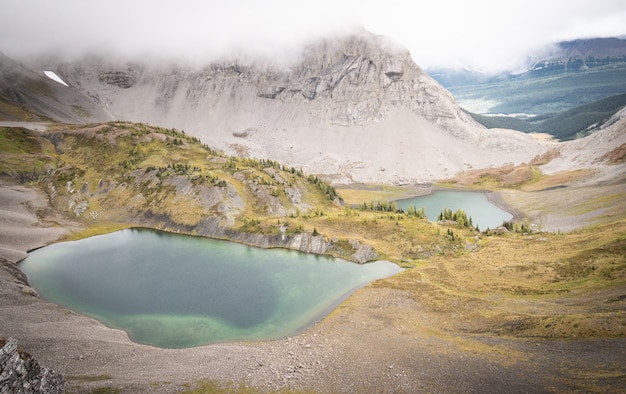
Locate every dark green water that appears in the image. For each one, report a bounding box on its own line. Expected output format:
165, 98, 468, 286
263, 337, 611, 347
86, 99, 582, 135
20, 228, 402, 348
395, 190, 513, 229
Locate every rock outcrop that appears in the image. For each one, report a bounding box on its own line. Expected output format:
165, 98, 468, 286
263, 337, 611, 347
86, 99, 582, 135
193, 218, 378, 263
0, 338, 64, 394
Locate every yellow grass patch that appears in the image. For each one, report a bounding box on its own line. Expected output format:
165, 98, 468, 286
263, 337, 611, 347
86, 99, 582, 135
520, 169, 594, 192
372, 220, 626, 339
335, 184, 429, 205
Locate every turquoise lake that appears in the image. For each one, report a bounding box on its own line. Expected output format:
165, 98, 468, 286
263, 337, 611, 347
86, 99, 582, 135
395, 190, 513, 229
20, 228, 402, 349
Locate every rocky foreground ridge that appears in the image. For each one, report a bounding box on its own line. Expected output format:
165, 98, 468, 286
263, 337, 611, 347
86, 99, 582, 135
10, 30, 551, 184
0, 337, 64, 394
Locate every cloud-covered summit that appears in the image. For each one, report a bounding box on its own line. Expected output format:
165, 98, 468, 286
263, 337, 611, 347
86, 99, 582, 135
2, 0, 626, 72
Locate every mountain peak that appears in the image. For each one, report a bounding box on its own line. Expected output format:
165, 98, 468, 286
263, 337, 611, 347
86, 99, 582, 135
1, 32, 550, 184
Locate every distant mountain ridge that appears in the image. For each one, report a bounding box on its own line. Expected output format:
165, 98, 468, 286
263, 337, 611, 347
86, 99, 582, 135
430, 37, 626, 87
528, 37, 626, 76
427, 37, 626, 116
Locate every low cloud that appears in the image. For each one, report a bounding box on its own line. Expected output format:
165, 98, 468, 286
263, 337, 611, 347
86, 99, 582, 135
0, 0, 360, 64
1, 0, 625, 71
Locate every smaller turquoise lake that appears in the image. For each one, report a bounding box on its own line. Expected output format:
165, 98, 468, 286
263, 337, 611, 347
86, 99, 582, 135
395, 190, 513, 230
20, 228, 402, 349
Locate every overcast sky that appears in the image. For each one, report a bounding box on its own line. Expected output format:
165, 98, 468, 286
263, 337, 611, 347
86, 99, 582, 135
1, 0, 625, 71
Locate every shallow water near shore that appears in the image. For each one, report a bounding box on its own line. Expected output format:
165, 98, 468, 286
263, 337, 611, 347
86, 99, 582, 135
20, 228, 402, 348
395, 190, 513, 229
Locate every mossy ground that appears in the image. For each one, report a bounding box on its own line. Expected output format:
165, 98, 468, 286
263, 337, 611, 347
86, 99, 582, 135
0, 126, 56, 181
181, 380, 314, 394
335, 183, 428, 206
372, 220, 626, 340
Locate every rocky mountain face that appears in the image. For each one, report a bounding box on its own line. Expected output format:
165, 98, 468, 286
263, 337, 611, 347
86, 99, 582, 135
49, 34, 473, 132
9, 31, 551, 184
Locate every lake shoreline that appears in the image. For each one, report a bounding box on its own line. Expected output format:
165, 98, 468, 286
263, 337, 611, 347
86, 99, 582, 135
485, 190, 524, 223
21, 229, 402, 349
335, 183, 522, 229
2, 181, 620, 393
393, 187, 514, 229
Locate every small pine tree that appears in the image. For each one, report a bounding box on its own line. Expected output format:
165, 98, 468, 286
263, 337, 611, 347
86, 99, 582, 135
457, 216, 465, 228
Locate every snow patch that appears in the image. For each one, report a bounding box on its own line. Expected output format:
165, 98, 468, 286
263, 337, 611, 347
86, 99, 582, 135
482, 113, 538, 118
43, 71, 69, 87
